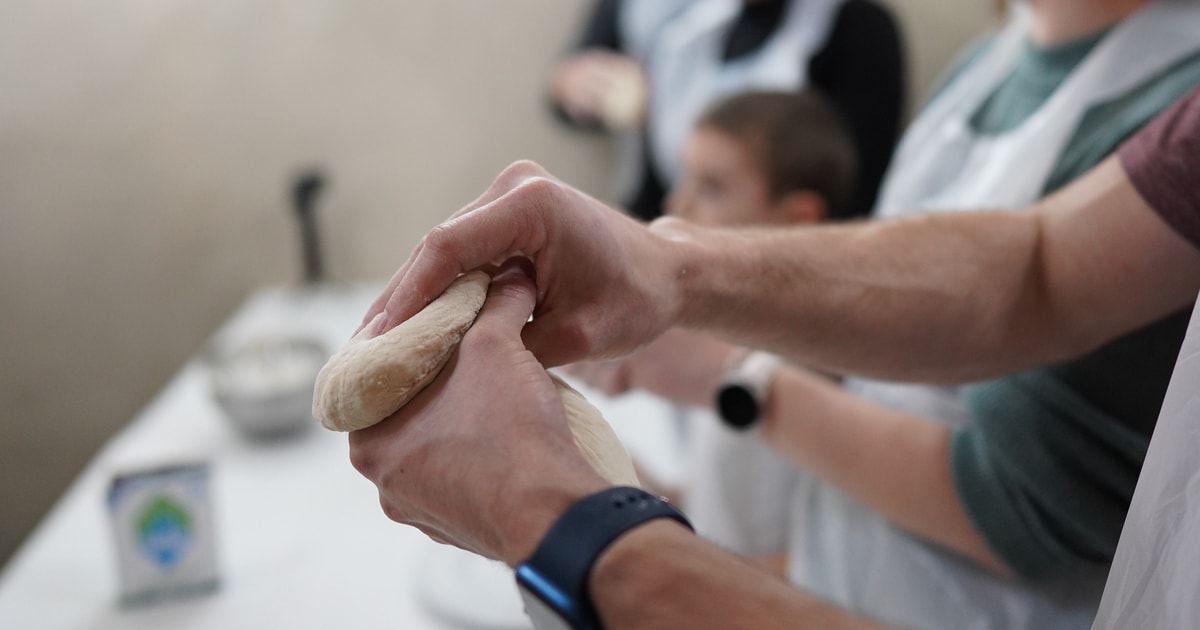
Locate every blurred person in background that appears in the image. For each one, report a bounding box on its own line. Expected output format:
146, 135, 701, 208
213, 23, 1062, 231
349, 83, 1200, 629
788, 0, 1200, 625
547, 0, 904, 222
565, 0, 1200, 626
569, 87, 858, 573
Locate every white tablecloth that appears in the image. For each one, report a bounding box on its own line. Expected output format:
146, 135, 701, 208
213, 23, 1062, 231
0, 282, 687, 629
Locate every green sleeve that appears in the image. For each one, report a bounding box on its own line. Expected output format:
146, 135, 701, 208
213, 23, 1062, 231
952, 371, 1150, 579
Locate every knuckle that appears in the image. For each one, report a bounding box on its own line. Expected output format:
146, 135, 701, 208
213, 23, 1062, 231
503, 177, 561, 242
378, 495, 406, 523
497, 160, 546, 184
348, 440, 375, 477
490, 161, 545, 196
420, 224, 469, 278
510, 175, 559, 209
422, 223, 455, 254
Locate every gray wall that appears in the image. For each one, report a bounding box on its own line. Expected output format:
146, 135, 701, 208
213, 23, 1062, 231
0, 0, 997, 568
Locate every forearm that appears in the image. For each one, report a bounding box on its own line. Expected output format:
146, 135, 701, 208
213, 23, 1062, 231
656, 157, 1200, 382
590, 519, 888, 629
657, 210, 1047, 382
757, 368, 1008, 574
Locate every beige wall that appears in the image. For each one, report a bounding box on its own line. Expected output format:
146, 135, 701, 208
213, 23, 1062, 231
885, 0, 1002, 107
0, 0, 997, 568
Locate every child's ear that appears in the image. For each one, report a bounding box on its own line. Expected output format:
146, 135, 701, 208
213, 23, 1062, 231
776, 190, 828, 225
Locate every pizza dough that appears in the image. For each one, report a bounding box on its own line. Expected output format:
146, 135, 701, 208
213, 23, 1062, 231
312, 271, 639, 487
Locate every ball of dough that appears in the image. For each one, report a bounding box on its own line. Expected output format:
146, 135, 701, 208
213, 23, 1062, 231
552, 373, 639, 487
312, 271, 640, 487
313, 272, 490, 432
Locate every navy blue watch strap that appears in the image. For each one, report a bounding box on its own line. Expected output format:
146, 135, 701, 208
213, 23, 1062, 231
516, 486, 692, 629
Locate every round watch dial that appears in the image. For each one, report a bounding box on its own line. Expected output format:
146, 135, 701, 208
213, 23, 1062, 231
716, 384, 760, 429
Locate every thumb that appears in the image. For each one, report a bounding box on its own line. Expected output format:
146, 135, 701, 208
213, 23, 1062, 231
477, 258, 537, 341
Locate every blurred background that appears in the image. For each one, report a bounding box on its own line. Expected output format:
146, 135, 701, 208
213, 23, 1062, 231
0, 0, 996, 569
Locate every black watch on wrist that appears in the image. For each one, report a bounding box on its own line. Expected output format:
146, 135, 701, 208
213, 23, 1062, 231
514, 486, 692, 630
715, 351, 783, 430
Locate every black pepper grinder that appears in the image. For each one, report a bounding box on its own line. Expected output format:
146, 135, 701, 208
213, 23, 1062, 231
292, 170, 326, 285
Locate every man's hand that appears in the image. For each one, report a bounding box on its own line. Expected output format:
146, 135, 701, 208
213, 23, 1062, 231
349, 261, 610, 566
361, 161, 684, 368
567, 328, 738, 408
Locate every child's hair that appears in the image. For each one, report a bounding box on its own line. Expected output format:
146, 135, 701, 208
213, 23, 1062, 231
696, 89, 859, 219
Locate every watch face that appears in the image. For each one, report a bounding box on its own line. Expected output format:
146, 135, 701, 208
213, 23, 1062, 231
717, 384, 759, 428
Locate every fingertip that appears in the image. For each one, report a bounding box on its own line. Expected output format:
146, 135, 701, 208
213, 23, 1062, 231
471, 258, 537, 339
488, 258, 537, 302
495, 256, 536, 283
491, 278, 535, 310
370, 310, 390, 336
358, 298, 387, 333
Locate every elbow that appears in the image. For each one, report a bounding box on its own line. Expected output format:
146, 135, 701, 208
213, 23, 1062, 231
978, 211, 1107, 370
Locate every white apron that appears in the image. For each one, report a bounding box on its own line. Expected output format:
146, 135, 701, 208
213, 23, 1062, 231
613, 0, 842, 205
615, 0, 841, 555
682, 408, 798, 557
788, 2, 1200, 628
1094, 293, 1200, 629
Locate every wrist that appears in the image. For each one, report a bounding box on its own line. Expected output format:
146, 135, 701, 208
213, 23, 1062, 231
646, 217, 717, 331
500, 476, 610, 567
514, 487, 692, 629
647, 219, 768, 338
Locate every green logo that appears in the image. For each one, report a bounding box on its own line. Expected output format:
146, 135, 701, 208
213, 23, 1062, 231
137, 495, 192, 568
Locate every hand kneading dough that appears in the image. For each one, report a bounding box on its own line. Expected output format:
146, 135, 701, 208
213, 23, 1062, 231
312, 271, 640, 487
313, 272, 491, 433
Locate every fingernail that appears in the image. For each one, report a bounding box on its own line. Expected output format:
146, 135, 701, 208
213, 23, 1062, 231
497, 256, 536, 281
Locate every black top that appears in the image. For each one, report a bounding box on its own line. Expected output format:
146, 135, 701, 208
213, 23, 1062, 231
556, 0, 906, 221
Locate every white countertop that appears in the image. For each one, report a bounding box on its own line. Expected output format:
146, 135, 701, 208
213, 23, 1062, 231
0, 282, 687, 629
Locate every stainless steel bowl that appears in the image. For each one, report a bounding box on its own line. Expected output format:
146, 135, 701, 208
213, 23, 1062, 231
209, 334, 328, 440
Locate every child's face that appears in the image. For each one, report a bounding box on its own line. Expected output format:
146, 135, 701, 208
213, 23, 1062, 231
667, 127, 784, 227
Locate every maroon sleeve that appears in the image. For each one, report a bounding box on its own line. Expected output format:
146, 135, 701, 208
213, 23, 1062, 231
1118, 83, 1200, 251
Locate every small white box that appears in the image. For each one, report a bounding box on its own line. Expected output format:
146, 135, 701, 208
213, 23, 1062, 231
106, 460, 220, 606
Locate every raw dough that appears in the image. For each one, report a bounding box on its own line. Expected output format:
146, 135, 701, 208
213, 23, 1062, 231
550, 373, 639, 487
312, 272, 639, 487
313, 272, 490, 433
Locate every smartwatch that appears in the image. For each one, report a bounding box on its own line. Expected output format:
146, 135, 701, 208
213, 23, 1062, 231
715, 351, 783, 430
514, 486, 692, 629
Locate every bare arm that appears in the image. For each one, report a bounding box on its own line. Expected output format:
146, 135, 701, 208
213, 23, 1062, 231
591, 520, 890, 630
758, 366, 1008, 575
661, 156, 1200, 381
574, 332, 1009, 575
350, 263, 888, 629
364, 157, 1200, 382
